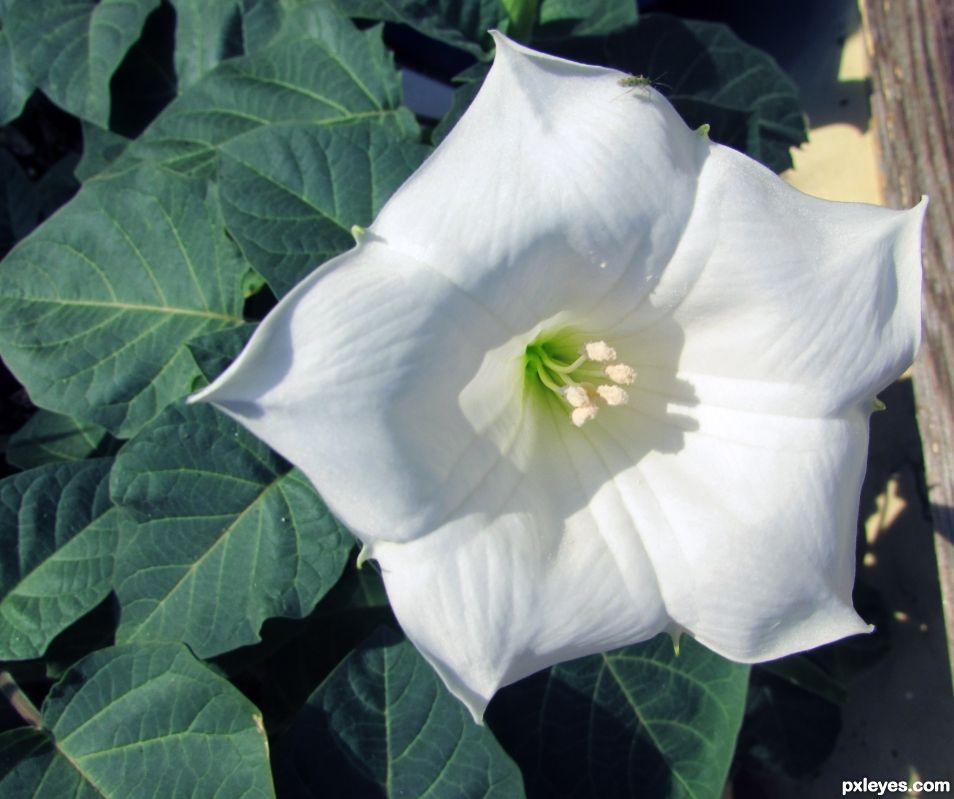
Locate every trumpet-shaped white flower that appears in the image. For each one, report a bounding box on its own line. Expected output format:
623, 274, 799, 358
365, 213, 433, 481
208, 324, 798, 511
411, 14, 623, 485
192, 34, 925, 721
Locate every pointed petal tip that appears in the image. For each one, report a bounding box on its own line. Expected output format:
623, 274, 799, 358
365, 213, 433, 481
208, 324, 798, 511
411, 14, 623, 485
185, 385, 211, 405
693, 604, 874, 665
355, 543, 373, 569
487, 29, 616, 79
466, 701, 488, 726
441, 668, 493, 725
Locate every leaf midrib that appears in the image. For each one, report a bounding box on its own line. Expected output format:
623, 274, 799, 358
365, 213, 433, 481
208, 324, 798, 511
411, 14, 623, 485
121, 472, 288, 639
5, 295, 243, 323
602, 654, 699, 799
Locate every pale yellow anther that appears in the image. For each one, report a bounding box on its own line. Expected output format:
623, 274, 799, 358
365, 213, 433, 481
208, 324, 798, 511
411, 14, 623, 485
582, 341, 616, 362
563, 384, 591, 408
604, 363, 635, 385
571, 405, 599, 427
597, 385, 628, 406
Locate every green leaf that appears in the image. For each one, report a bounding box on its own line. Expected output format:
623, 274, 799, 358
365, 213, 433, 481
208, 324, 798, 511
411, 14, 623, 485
273, 627, 525, 798
535, 0, 637, 39
75, 122, 131, 182
0, 24, 31, 124
487, 635, 749, 799
553, 13, 807, 173
5, 0, 161, 127
187, 322, 256, 384
111, 402, 350, 658
33, 154, 80, 219
500, 0, 538, 41
334, 0, 504, 57
220, 121, 430, 295
108, 10, 419, 178
168, 0, 244, 90
6, 411, 117, 470
0, 643, 275, 798
0, 459, 117, 660
0, 165, 247, 438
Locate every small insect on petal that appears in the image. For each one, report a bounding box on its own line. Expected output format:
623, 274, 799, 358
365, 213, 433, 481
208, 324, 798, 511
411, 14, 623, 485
617, 74, 654, 100
618, 74, 652, 88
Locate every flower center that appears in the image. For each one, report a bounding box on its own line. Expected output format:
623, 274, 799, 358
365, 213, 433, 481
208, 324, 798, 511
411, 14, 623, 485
524, 333, 635, 427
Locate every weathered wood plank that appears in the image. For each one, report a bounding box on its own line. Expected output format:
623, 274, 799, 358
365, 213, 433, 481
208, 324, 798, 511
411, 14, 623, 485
861, 0, 954, 681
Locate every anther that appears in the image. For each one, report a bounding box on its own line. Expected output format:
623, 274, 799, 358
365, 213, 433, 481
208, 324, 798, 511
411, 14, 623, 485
571, 405, 599, 427
597, 385, 629, 406
604, 363, 636, 385
563, 385, 591, 408
582, 341, 617, 362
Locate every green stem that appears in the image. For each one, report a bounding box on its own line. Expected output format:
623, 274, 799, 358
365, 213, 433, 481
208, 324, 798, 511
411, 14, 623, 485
539, 351, 588, 375
535, 361, 566, 396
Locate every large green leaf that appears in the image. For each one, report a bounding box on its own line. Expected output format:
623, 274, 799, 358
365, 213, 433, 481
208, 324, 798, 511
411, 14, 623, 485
0, 23, 31, 124
75, 122, 132, 182
487, 635, 749, 799
0, 459, 117, 660
5, 0, 160, 127
0, 166, 247, 438
500, 0, 538, 41
219, 120, 431, 295
535, 0, 637, 39
169, 0, 243, 90
187, 322, 256, 383
333, 0, 505, 57
0, 643, 274, 798
6, 411, 116, 470
552, 13, 807, 173
273, 627, 525, 798
107, 8, 419, 178
110, 402, 351, 658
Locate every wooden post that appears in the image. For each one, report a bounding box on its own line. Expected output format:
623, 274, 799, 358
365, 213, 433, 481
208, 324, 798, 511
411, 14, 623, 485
861, 0, 954, 685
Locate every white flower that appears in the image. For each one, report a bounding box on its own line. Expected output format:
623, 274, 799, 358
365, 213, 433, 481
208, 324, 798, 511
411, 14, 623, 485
191, 33, 925, 721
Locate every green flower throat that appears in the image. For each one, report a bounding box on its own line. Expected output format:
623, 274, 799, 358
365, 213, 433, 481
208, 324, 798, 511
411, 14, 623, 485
523, 330, 636, 427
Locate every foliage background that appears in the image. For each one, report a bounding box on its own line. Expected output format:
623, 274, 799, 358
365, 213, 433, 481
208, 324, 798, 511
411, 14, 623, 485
0, 1, 931, 797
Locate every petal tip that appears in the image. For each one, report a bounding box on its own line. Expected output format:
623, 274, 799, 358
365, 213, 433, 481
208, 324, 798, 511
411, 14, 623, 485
186, 384, 212, 405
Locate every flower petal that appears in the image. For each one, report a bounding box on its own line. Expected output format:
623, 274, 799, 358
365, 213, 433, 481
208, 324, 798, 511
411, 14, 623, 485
582, 400, 872, 661
192, 240, 526, 543
193, 31, 926, 717
370, 33, 709, 332
371, 402, 669, 722
608, 143, 925, 417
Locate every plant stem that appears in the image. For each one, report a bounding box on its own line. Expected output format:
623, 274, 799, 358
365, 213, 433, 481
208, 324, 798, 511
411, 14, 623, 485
0, 671, 42, 729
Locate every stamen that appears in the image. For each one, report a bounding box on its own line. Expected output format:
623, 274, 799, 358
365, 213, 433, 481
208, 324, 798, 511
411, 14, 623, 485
582, 341, 617, 362
563, 384, 591, 408
571, 405, 599, 427
526, 334, 636, 428
540, 351, 588, 375
535, 362, 565, 395
597, 385, 629, 406
605, 363, 636, 385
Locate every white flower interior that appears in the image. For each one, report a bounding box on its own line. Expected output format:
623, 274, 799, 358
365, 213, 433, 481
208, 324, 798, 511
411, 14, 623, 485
523, 332, 636, 427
